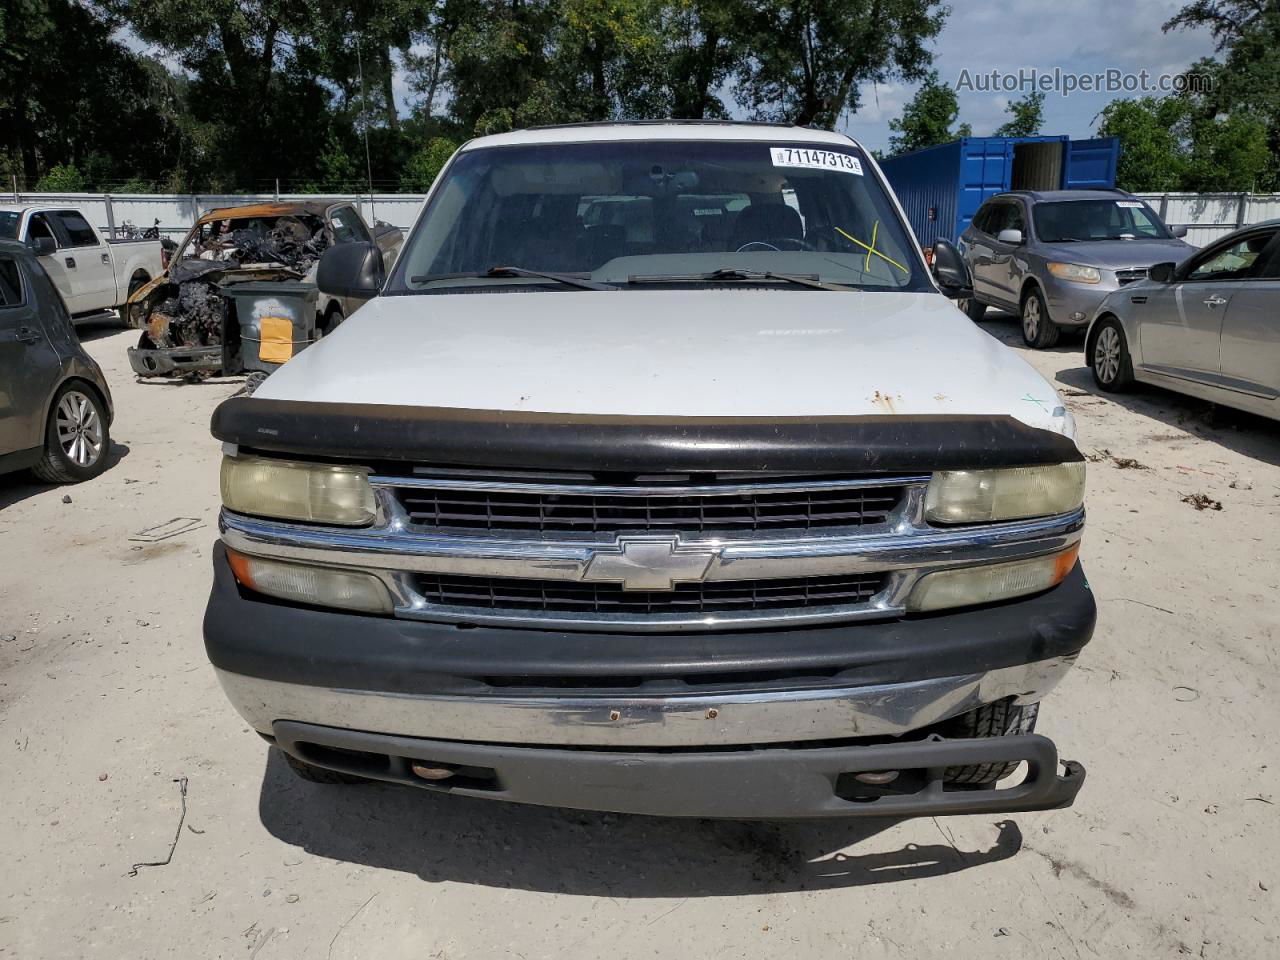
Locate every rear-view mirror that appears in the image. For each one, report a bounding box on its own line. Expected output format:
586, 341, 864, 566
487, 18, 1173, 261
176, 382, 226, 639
29, 236, 56, 257
1148, 262, 1176, 283
932, 239, 974, 299
1170, 225, 1189, 238
996, 228, 1024, 245
317, 241, 384, 301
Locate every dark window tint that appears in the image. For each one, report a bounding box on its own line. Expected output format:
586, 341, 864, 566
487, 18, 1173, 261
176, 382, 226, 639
1186, 231, 1278, 282
1034, 199, 1171, 242
0, 211, 19, 240
983, 203, 1012, 235
970, 204, 992, 234
330, 207, 370, 243
0, 257, 22, 306
28, 213, 57, 247
54, 210, 98, 247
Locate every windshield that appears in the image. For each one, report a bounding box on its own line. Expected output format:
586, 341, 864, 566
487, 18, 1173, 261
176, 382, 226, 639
390, 140, 928, 293
0, 212, 19, 241
1034, 199, 1172, 243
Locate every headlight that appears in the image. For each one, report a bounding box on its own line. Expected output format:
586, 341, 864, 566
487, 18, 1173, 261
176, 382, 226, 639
925, 462, 1085, 524
1047, 262, 1101, 284
220, 455, 375, 526
907, 545, 1079, 613
226, 548, 393, 614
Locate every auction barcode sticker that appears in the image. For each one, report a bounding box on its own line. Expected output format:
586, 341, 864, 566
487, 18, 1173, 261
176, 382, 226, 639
1116, 200, 1144, 208
770, 147, 863, 175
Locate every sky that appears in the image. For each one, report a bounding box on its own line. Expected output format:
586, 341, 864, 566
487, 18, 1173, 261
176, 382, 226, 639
838, 0, 1220, 152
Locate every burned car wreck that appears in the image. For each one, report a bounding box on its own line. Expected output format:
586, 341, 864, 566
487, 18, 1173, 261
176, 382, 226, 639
127, 201, 402, 379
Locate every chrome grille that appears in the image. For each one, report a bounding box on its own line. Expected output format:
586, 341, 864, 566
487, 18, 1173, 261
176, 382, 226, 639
387, 476, 909, 535
415, 572, 887, 617
1116, 268, 1147, 286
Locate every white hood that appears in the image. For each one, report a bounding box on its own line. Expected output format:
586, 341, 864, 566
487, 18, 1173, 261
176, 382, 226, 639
256, 289, 1075, 437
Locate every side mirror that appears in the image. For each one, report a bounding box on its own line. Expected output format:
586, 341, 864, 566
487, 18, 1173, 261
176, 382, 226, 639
1170, 224, 1188, 238
317, 241, 384, 301
996, 228, 1024, 245
29, 236, 56, 257
1148, 262, 1176, 284
932, 239, 974, 299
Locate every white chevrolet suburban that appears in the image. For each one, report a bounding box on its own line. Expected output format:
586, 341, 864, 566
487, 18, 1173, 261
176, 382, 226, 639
0, 206, 163, 323
205, 122, 1093, 820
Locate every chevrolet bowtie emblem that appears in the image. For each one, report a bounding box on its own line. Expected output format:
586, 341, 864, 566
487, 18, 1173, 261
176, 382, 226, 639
582, 536, 718, 591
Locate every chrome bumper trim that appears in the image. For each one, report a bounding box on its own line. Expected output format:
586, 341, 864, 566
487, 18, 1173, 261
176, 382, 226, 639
219, 507, 1085, 584
216, 656, 1076, 747
219, 506, 1083, 631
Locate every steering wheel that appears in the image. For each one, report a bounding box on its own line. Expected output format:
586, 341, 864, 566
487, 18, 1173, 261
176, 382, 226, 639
734, 237, 812, 253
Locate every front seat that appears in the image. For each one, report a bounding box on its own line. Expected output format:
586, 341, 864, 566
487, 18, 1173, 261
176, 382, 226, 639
729, 204, 804, 250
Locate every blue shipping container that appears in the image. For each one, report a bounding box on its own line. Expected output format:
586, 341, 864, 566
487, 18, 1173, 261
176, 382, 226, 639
878, 135, 1120, 249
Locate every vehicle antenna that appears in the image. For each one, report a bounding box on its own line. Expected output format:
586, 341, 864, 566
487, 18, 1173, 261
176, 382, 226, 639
357, 37, 376, 223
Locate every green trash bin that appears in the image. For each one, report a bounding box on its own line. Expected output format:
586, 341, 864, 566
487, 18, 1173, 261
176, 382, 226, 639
219, 280, 319, 377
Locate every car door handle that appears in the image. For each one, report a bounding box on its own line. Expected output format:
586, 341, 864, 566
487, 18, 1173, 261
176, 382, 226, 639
1203, 295, 1228, 307
16, 327, 42, 343
101, 252, 111, 264
65, 256, 76, 269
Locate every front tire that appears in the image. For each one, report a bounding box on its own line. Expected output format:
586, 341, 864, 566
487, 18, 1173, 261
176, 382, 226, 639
1090, 319, 1134, 391
1020, 287, 1060, 348
942, 699, 1039, 785
958, 297, 987, 322
31, 383, 110, 484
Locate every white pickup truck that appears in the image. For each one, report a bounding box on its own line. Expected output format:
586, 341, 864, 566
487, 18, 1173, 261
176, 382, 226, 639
205, 122, 1094, 821
0, 205, 163, 323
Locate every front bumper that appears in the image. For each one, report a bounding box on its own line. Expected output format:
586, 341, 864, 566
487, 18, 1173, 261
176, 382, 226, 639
1042, 275, 1119, 327
205, 543, 1094, 818
273, 721, 1085, 819
127, 345, 223, 377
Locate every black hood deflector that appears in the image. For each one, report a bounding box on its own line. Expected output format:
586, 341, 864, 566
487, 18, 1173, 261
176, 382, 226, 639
211, 397, 1081, 473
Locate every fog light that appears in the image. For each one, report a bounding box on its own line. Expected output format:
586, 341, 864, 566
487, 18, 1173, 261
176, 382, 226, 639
907, 545, 1079, 613
226, 548, 392, 614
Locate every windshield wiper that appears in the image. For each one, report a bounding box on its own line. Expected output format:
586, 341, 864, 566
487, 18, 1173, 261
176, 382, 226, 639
627, 268, 856, 291
410, 265, 618, 291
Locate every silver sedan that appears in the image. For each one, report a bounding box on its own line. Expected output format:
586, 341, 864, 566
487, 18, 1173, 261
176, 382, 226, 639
1085, 220, 1280, 421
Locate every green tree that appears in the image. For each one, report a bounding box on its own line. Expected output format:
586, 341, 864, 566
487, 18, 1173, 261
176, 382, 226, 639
2, 0, 189, 187
1097, 97, 1187, 191
1096, 94, 1270, 192
35, 162, 86, 191
994, 91, 1044, 137
1164, 0, 1280, 188
400, 137, 459, 191
732, 0, 947, 129
887, 70, 966, 155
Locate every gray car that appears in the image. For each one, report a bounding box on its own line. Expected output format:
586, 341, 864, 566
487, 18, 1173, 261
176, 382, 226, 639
0, 239, 115, 483
1085, 219, 1280, 421
958, 189, 1193, 348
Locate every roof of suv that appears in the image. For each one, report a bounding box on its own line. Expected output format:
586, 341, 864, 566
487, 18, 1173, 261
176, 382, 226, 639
996, 189, 1134, 204
462, 120, 862, 151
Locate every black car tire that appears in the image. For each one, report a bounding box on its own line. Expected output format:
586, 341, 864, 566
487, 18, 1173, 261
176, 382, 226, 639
281, 749, 369, 785
942, 699, 1040, 785
1090, 319, 1135, 392
1020, 287, 1060, 349
959, 297, 987, 322
31, 383, 111, 484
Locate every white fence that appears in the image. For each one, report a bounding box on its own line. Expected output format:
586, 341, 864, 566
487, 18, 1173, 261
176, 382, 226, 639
8, 189, 1279, 248
3, 192, 429, 241
1135, 193, 1280, 247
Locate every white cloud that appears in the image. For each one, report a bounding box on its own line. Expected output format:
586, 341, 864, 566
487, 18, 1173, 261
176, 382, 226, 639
842, 0, 1218, 152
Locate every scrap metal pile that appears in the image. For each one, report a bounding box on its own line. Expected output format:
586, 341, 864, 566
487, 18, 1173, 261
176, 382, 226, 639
139, 216, 329, 353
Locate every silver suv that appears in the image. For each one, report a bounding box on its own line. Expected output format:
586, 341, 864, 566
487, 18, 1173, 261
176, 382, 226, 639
958, 189, 1193, 348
